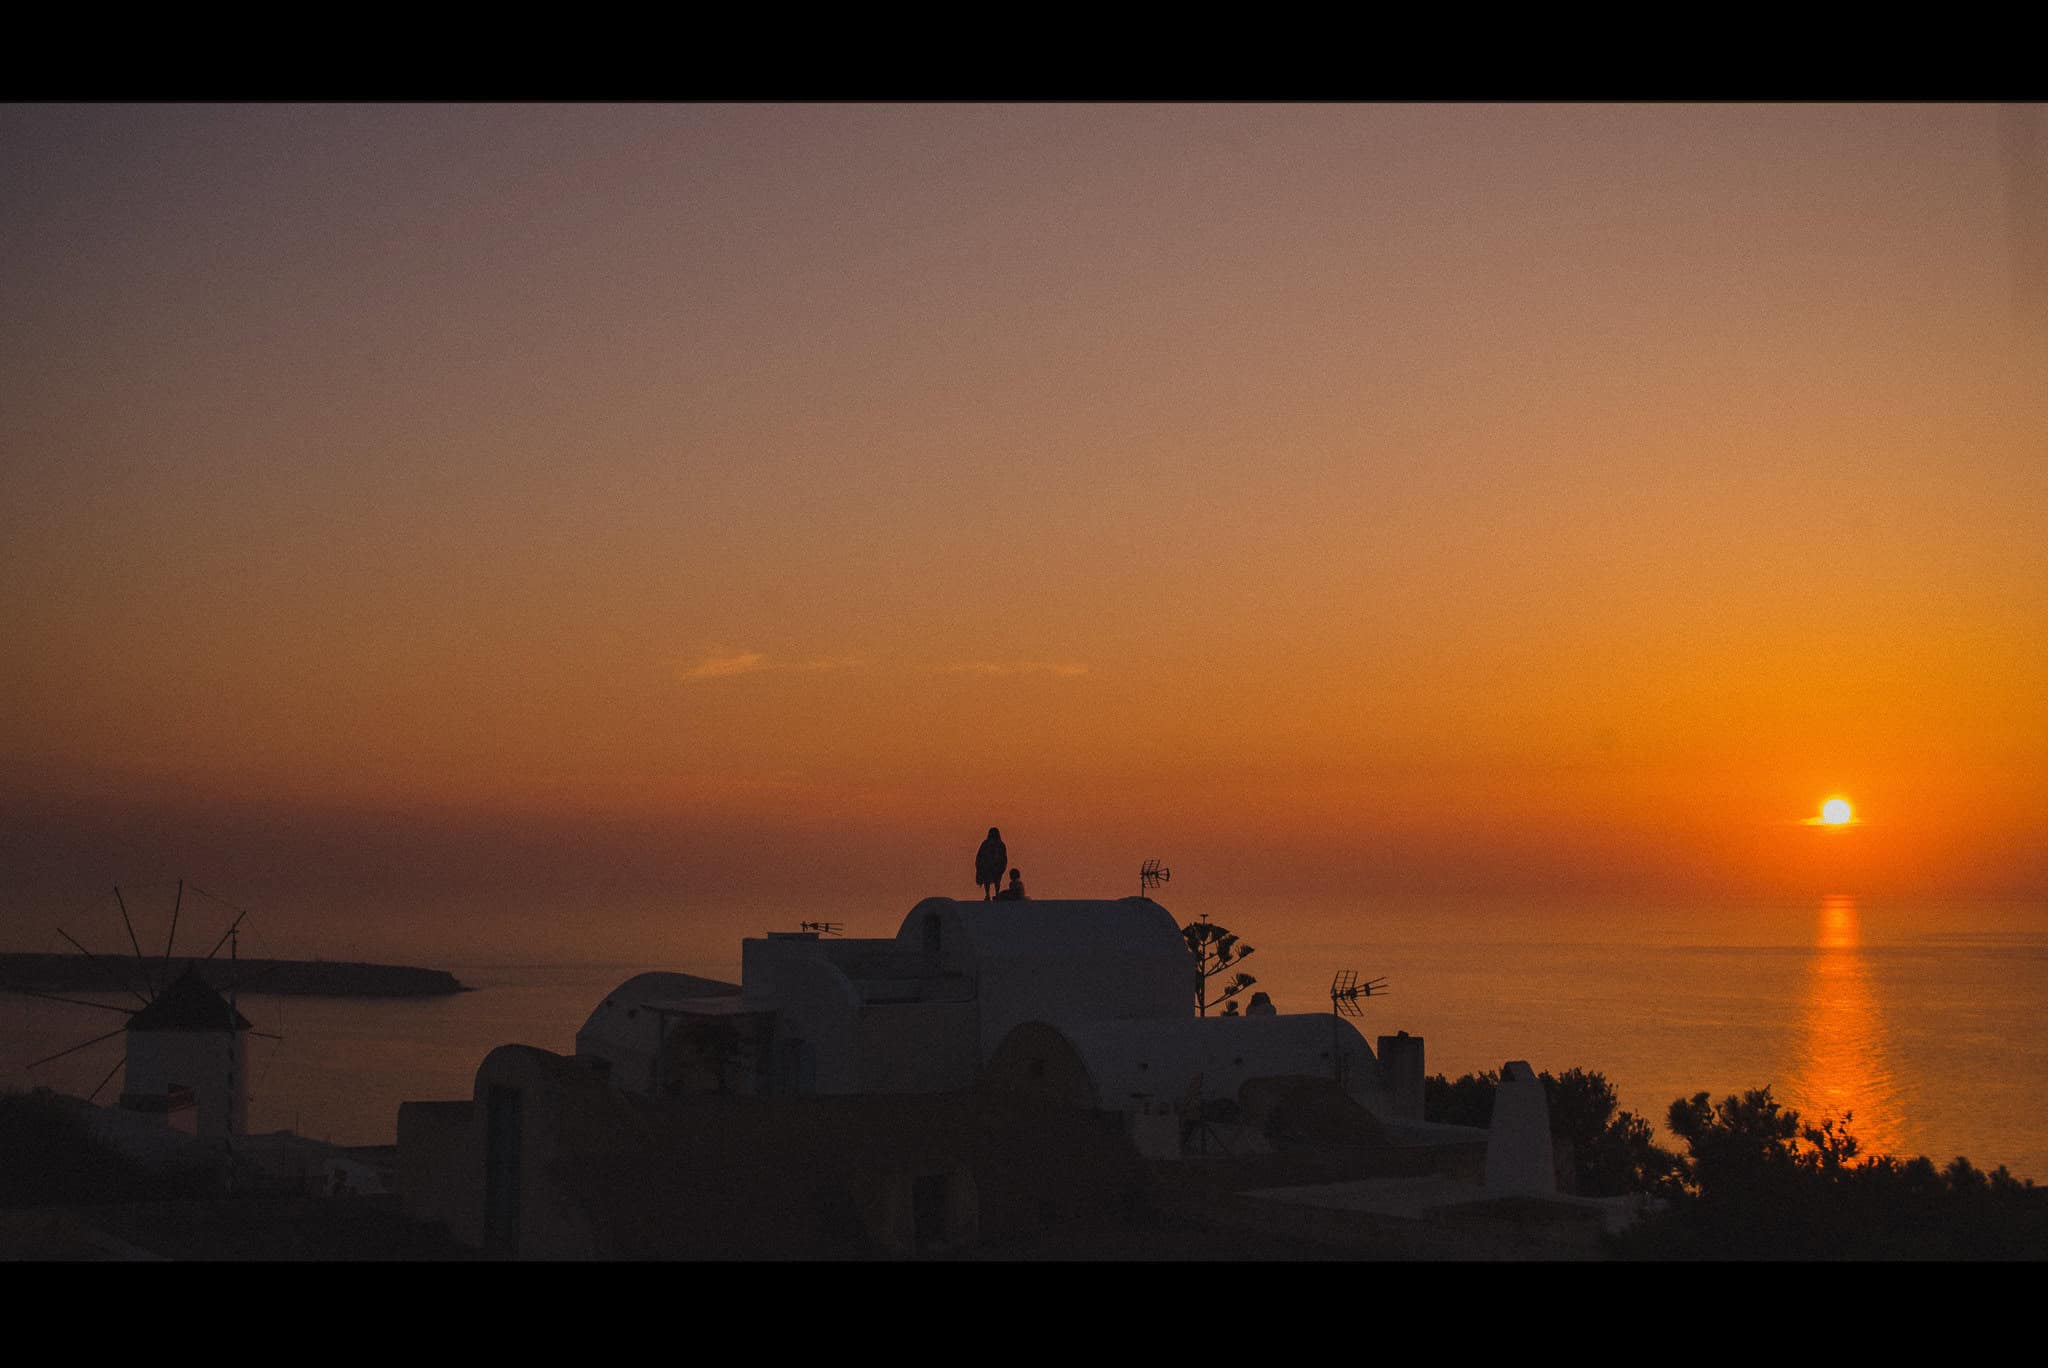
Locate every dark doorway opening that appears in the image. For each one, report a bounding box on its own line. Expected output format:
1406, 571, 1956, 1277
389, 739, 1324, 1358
484, 1085, 522, 1255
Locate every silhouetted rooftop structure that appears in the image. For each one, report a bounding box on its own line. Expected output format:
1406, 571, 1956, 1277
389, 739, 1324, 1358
125, 966, 252, 1033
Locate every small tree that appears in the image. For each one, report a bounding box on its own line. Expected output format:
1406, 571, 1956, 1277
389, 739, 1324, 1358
1182, 916, 1255, 1017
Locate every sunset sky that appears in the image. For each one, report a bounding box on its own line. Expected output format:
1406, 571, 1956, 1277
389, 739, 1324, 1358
3, 104, 2043, 957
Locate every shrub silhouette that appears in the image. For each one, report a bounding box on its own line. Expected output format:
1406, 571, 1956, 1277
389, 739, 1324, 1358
1424, 1067, 1679, 1197
1624, 1086, 2048, 1259
0, 1088, 214, 1208
1424, 1070, 2046, 1255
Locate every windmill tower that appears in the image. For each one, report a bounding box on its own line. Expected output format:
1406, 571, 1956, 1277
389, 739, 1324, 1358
15, 881, 272, 1139
120, 965, 252, 1138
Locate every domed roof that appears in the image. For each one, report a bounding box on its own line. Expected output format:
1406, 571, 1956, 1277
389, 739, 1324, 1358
125, 965, 253, 1032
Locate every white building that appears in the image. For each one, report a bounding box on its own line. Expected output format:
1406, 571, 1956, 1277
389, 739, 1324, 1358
400, 894, 1472, 1255
572, 896, 1401, 1124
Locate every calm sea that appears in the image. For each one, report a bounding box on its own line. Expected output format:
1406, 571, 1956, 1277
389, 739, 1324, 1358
7, 893, 2045, 1180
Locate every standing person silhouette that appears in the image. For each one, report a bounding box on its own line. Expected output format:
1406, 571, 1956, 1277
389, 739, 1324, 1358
975, 827, 1008, 901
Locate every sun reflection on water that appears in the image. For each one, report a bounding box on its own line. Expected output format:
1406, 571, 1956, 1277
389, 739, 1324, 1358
1787, 894, 1902, 1158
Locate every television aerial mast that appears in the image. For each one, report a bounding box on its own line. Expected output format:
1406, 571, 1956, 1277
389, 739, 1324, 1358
1328, 969, 1388, 1086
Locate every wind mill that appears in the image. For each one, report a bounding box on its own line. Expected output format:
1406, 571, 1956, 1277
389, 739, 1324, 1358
11, 881, 278, 1139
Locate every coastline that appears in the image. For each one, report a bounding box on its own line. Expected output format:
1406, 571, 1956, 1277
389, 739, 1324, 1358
0, 953, 466, 999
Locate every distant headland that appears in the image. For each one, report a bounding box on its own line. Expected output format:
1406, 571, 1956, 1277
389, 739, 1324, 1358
0, 953, 465, 999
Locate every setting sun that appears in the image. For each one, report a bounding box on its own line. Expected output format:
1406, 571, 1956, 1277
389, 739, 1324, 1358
1821, 798, 1854, 825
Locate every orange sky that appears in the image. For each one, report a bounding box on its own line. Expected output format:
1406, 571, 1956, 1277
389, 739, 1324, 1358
3, 104, 2043, 954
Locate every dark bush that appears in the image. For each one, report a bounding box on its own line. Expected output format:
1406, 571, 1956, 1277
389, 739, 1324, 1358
1622, 1086, 2048, 1259
1424, 1067, 1679, 1197
0, 1088, 215, 1208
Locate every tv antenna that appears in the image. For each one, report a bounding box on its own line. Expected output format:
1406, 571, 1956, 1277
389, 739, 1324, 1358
1327, 969, 1387, 1086
5, 881, 282, 1107
799, 921, 843, 937
1139, 859, 1170, 899
1329, 969, 1388, 1016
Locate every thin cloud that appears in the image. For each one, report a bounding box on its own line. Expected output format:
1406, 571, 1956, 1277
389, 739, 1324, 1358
679, 651, 768, 682
944, 661, 1089, 679
678, 651, 870, 683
